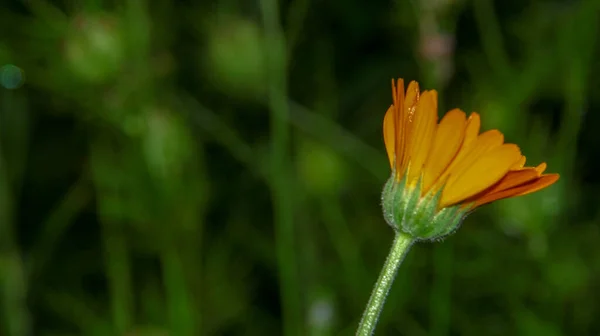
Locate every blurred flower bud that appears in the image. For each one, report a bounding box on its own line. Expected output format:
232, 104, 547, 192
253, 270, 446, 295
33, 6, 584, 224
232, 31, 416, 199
204, 17, 266, 100
142, 108, 193, 184
65, 14, 124, 83
297, 140, 347, 196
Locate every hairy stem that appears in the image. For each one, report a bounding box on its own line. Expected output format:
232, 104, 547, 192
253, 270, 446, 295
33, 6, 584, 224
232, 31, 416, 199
356, 232, 414, 336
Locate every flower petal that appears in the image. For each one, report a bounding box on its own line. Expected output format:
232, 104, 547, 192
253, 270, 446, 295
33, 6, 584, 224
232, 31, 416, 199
422, 108, 466, 193
510, 156, 526, 170
472, 173, 560, 207
392, 79, 405, 175
406, 90, 438, 184
513, 173, 559, 197
443, 129, 505, 186
432, 113, 483, 189
535, 162, 547, 174
383, 105, 396, 169
441, 143, 522, 206
474, 167, 540, 202
404, 81, 420, 124
399, 80, 420, 173
463, 113, 481, 148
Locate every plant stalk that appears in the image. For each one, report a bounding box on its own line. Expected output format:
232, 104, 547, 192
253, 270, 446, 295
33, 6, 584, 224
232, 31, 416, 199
356, 232, 414, 336
260, 0, 303, 334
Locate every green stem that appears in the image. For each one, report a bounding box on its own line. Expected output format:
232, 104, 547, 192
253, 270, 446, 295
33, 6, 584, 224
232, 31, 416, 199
260, 0, 303, 334
161, 246, 196, 336
320, 195, 366, 295
0, 122, 30, 336
101, 222, 133, 334
356, 232, 414, 336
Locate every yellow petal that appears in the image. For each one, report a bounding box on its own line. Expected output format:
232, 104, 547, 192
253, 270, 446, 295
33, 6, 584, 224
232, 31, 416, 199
535, 162, 547, 174
422, 108, 466, 193
441, 143, 522, 206
433, 112, 482, 189
443, 129, 505, 187
406, 90, 438, 184
471, 168, 538, 207
392, 79, 405, 175
510, 156, 526, 170
476, 167, 540, 198
473, 174, 560, 207
383, 105, 396, 169
463, 113, 481, 148
404, 81, 420, 124
399, 80, 420, 172
513, 174, 560, 197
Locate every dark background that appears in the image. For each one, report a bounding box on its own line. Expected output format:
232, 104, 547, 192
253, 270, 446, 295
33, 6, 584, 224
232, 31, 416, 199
1, 0, 599, 335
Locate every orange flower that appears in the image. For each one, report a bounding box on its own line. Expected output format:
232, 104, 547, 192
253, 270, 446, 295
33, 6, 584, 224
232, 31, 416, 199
381, 79, 559, 240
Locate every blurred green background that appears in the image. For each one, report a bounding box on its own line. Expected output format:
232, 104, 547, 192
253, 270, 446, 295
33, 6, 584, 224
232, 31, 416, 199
0, 0, 598, 335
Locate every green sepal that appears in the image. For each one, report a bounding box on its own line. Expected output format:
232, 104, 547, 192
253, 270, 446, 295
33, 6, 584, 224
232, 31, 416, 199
381, 172, 471, 241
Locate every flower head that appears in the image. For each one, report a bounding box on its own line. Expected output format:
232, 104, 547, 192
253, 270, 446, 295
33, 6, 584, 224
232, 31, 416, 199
381, 78, 559, 240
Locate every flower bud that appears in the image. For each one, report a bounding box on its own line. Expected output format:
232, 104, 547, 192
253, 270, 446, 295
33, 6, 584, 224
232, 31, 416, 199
297, 140, 347, 196
65, 14, 124, 83
204, 17, 266, 100
382, 174, 470, 241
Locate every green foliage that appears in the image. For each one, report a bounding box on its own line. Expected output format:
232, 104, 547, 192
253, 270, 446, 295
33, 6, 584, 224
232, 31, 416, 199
0, 0, 598, 335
